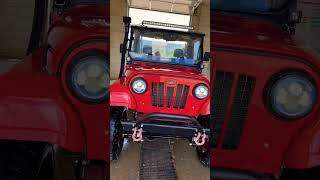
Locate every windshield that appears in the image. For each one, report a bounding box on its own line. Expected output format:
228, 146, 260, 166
70, 0, 109, 4
129, 28, 203, 67
211, 0, 289, 13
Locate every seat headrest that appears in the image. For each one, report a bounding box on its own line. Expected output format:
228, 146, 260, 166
143, 45, 152, 55
174, 49, 184, 58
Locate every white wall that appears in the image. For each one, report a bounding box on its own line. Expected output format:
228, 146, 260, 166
110, 0, 128, 79
0, 0, 34, 58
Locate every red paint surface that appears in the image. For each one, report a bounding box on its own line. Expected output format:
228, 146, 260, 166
210, 12, 320, 175
111, 62, 210, 117
0, 4, 109, 161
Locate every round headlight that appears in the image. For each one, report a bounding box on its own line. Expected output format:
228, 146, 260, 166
269, 73, 316, 119
131, 78, 147, 94
69, 55, 109, 103
193, 84, 209, 100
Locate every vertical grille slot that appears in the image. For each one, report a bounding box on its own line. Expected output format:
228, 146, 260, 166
151, 82, 188, 109
158, 82, 165, 107
173, 84, 183, 108
223, 75, 255, 149
180, 86, 189, 109
166, 87, 174, 108
152, 82, 157, 106
210, 71, 234, 148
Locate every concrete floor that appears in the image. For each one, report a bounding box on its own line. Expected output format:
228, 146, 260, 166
110, 139, 210, 180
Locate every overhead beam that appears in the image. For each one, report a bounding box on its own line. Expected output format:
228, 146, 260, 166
127, 0, 202, 15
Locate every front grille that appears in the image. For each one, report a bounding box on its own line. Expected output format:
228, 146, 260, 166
223, 75, 255, 149
211, 71, 234, 147
166, 87, 174, 108
210, 71, 256, 150
152, 82, 190, 109
180, 86, 190, 109
173, 84, 183, 108
158, 82, 165, 107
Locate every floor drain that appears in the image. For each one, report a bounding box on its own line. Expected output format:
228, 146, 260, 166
139, 139, 177, 180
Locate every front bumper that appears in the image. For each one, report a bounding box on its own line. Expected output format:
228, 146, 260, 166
122, 113, 210, 139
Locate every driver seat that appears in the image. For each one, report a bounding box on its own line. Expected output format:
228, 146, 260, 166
143, 45, 152, 55
174, 49, 184, 58
173, 49, 185, 64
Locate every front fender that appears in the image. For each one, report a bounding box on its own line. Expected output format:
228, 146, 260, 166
110, 79, 137, 109
199, 98, 210, 115
284, 114, 320, 169
0, 72, 85, 153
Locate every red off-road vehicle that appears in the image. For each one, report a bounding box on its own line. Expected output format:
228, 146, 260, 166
0, 0, 109, 179
110, 17, 211, 164
210, 0, 320, 179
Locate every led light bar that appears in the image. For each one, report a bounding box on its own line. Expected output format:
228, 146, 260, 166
142, 20, 193, 30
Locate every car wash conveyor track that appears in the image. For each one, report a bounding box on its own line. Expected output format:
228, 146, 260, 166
139, 139, 178, 180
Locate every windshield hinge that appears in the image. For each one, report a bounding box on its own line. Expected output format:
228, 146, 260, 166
54, 0, 67, 14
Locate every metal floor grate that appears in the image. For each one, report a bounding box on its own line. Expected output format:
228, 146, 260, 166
139, 139, 178, 180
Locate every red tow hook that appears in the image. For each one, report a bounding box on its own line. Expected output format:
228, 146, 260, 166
132, 127, 143, 142
194, 131, 207, 146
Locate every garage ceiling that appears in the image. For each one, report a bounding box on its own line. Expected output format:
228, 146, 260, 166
127, 0, 202, 15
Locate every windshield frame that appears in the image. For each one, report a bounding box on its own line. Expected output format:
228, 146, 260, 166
68, 0, 109, 6
128, 26, 205, 69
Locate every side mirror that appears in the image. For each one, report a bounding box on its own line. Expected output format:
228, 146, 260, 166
203, 52, 210, 61
120, 44, 123, 53
123, 16, 132, 26
289, 11, 302, 24
54, 0, 66, 7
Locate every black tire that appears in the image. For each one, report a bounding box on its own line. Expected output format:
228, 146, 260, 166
110, 107, 125, 160
35, 145, 54, 180
0, 143, 54, 180
196, 115, 210, 167
280, 166, 320, 180
196, 146, 210, 167
0, 144, 36, 180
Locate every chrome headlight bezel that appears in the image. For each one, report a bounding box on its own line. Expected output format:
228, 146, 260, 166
267, 72, 317, 120
131, 78, 148, 94
68, 54, 109, 104
193, 84, 209, 100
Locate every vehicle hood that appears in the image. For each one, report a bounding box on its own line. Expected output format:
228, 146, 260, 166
48, 4, 109, 47
60, 4, 109, 29
46, 4, 109, 73
211, 13, 310, 58
125, 62, 209, 82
